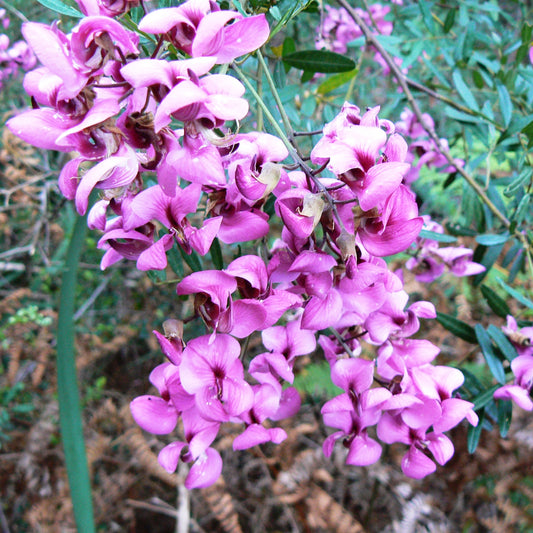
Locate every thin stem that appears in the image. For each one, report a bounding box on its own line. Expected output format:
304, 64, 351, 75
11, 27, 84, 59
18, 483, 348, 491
256, 50, 296, 144
232, 62, 347, 232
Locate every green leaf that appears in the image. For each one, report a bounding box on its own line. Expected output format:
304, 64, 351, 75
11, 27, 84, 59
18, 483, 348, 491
209, 238, 223, 270
167, 246, 184, 278
497, 399, 512, 438
443, 8, 456, 33
473, 242, 505, 285
475, 324, 506, 384
282, 50, 355, 73
418, 229, 457, 243
521, 22, 533, 44
521, 119, 533, 148
445, 223, 477, 237
452, 70, 479, 112
179, 247, 203, 272
497, 278, 533, 310
471, 385, 501, 410
487, 324, 518, 362
36, 0, 83, 17
496, 81, 512, 128
504, 167, 532, 197
317, 69, 358, 95
467, 408, 485, 453
436, 312, 477, 343
475, 233, 510, 246
513, 193, 531, 227
57, 214, 95, 533
418, 0, 436, 34
480, 285, 510, 318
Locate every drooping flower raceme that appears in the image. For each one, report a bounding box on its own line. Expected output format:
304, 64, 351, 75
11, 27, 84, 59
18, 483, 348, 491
8, 1, 480, 490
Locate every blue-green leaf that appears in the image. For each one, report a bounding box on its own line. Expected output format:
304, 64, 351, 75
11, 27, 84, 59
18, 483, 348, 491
282, 50, 355, 73
475, 324, 506, 384
497, 399, 512, 438
475, 233, 510, 246
496, 81, 512, 128
467, 409, 485, 453
487, 324, 518, 362
418, 229, 457, 243
36, 0, 83, 17
497, 278, 533, 310
480, 285, 510, 318
452, 70, 479, 112
436, 312, 477, 343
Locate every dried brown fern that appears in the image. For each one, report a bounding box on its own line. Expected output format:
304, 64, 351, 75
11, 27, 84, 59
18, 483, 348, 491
200, 474, 243, 533
306, 483, 365, 533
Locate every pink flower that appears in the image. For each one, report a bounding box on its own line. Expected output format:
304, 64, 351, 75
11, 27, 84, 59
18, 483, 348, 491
494, 354, 533, 411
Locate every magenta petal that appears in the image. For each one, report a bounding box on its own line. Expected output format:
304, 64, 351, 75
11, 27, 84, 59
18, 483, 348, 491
7, 109, 78, 151
188, 217, 223, 256
301, 290, 343, 330
233, 424, 269, 450
426, 432, 454, 465
158, 441, 187, 473
22, 22, 86, 98
331, 358, 374, 393
271, 386, 301, 421
358, 162, 409, 211
217, 210, 270, 244
401, 447, 436, 479
185, 448, 222, 489
215, 15, 270, 63
231, 300, 268, 337
360, 217, 424, 256
346, 434, 382, 466
130, 395, 178, 434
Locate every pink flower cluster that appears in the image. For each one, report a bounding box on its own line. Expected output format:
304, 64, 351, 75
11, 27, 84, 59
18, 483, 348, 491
395, 108, 465, 184
9, 1, 481, 488
406, 216, 485, 283
494, 316, 533, 411
315, 3, 405, 74
0, 9, 35, 89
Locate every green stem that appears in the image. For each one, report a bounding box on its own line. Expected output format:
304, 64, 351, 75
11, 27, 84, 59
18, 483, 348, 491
232, 62, 347, 232
255, 51, 295, 145
57, 211, 95, 533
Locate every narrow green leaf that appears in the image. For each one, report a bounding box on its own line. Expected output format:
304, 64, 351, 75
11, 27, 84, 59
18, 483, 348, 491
502, 241, 521, 268
436, 312, 477, 343
57, 214, 95, 533
452, 70, 479, 111
167, 246, 184, 278
445, 223, 477, 237
467, 409, 485, 453
209, 238, 224, 270
475, 233, 510, 246
475, 324, 506, 384
443, 8, 456, 33
497, 278, 533, 310
487, 324, 518, 362
472, 385, 501, 411
521, 22, 533, 44
36, 0, 83, 17
473, 242, 505, 285
521, 119, 533, 148
496, 81, 512, 128
480, 285, 510, 318
418, 229, 457, 243
513, 193, 531, 227
317, 68, 358, 95
497, 399, 512, 438
282, 50, 355, 73
418, 0, 436, 34
179, 246, 203, 272
508, 250, 525, 283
